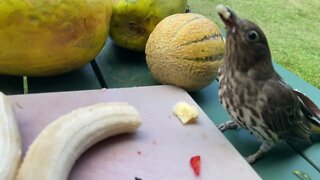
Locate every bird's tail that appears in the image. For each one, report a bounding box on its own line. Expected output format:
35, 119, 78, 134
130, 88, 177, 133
294, 89, 320, 133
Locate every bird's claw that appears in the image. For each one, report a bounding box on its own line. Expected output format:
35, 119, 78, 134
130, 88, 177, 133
217, 120, 238, 132
245, 142, 273, 164
218, 123, 227, 132
246, 155, 257, 164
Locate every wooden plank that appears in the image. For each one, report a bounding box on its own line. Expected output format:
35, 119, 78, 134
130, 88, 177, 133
27, 64, 101, 94
0, 75, 23, 95
190, 81, 320, 179
94, 40, 159, 88
10, 86, 260, 179
274, 63, 320, 171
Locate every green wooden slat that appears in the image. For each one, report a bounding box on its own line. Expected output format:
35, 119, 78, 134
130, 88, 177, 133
27, 64, 101, 94
190, 81, 320, 180
94, 40, 159, 88
274, 63, 320, 171
0, 75, 23, 95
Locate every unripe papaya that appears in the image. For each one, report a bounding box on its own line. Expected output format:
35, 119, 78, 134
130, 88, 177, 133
0, 0, 112, 76
110, 0, 188, 52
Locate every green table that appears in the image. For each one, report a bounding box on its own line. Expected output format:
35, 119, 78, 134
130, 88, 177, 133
1, 40, 320, 179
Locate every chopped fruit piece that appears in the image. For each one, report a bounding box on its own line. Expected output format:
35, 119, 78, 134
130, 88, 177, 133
292, 170, 311, 180
173, 101, 198, 124
190, 155, 201, 176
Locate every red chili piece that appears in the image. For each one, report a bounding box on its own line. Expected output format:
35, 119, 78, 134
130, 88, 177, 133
190, 155, 201, 176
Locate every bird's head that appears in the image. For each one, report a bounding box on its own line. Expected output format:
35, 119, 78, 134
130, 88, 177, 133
216, 4, 273, 73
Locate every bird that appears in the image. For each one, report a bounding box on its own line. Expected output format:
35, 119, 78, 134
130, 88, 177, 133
215, 4, 320, 164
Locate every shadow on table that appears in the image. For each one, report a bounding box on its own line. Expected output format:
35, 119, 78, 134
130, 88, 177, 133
94, 40, 159, 88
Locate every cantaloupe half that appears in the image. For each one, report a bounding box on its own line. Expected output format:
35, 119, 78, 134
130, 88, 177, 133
146, 13, 225, 91
0, 0, 112, 76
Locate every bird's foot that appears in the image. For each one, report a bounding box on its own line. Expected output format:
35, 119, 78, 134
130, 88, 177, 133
246, 154, 259, 164
217, 120, 238, 132
245, 142, 273, 164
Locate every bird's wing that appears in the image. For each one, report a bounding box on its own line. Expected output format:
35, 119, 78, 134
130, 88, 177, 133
261, 79, 311, 142
294, 90, 320, 125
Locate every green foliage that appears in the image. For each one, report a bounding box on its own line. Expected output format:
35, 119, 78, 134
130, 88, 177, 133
189, 0, 320, 88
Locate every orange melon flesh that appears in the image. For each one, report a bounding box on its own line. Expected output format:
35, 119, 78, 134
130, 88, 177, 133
146, 13, 225, 91
0, 0, 112, 76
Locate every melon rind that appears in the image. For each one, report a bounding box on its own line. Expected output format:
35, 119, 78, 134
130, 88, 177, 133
146, 13, 225, 91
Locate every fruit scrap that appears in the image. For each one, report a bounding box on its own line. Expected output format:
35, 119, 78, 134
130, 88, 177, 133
173, 101, 198, 124
216, 4, 231, 19
292, 170, 311, 180
190, 155, 201, 177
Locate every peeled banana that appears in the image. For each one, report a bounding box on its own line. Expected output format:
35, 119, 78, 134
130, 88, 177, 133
16, 102, 142, 180
0, 92, 22, 180
173, 101, 198, 124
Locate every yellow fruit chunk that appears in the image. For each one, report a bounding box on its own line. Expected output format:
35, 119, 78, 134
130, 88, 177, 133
173, 101, 198, 124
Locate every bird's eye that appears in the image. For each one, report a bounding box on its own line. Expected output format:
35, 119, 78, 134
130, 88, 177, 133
246, 30, 259, 41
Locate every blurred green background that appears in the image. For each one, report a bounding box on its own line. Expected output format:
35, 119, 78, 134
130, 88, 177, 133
189, 0, 320, 89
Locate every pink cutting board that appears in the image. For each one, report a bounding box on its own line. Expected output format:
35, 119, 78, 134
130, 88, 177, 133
10, 85, 260, 180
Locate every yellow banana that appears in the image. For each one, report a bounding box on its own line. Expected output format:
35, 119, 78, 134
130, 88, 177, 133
16, 102, 142, 180
0, 92, 22, 180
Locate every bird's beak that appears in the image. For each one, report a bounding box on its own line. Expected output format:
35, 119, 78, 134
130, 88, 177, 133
216, 4, 238, 31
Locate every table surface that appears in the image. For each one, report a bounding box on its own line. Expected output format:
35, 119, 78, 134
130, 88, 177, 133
11, 86, 261, 180
1, 39, 320, 180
